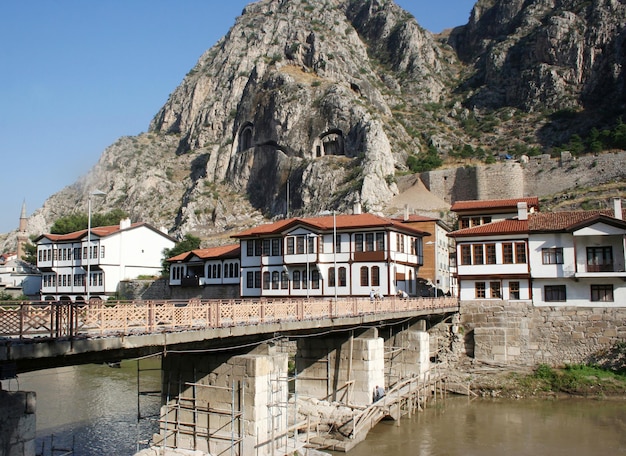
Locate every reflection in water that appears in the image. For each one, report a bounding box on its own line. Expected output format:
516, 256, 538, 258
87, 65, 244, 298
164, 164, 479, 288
3, 364, 626, 456
1, 358, 161, 456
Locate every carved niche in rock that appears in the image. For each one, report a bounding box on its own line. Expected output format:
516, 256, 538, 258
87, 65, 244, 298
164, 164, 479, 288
314, 129, 345, 158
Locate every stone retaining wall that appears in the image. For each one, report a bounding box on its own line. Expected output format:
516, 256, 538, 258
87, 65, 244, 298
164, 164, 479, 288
459, 300, 626, 366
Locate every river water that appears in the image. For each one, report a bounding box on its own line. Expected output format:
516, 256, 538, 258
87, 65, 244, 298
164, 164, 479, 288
1, 359, 161, 456
3, 362, 626, 455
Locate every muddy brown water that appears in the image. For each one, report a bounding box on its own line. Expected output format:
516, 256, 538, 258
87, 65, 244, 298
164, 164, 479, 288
4, 363, 626, 455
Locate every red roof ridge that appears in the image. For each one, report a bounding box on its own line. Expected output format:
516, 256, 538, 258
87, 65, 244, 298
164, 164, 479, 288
449, 218, 528, 237
232, 213, 430, 237
450, 197, 539, 212
168, 244, 240, 262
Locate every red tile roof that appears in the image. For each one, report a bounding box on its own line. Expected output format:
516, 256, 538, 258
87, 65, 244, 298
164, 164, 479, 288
392, 214, 438, 222
450, 209, 626, 237
450, 197, 539, 212
449, 219, 529, 238
36, 222, 171, 242
232, 213, 430, 237
528, 210, 626, 231
168, 244, 240, 262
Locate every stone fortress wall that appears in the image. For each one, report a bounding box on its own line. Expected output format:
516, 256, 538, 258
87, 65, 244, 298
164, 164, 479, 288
421, 150, 626, 204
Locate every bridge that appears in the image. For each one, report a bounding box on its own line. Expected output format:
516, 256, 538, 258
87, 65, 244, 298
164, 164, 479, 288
0, 296, 459, 455
0, 296, 458, 373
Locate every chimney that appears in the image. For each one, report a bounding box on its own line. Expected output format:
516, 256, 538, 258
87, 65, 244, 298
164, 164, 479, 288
517, 202, 528, 221
404, 204, 409, 221
614, 198, 623, 220
353, 202, 362, 215
119, 218, 132, 230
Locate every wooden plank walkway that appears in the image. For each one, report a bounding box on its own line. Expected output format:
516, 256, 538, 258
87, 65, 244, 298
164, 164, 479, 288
308, 370, 447, 452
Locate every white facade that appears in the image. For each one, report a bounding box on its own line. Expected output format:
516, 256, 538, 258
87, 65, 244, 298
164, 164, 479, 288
235, 214, 426, 298
0, 254, 41, 297
455, 233, 531, 302
168, 245, 241, 287
529, 221, 626, 307
451, 199, 626, 307
37, 219, 175, 301
432, 222, 453, 294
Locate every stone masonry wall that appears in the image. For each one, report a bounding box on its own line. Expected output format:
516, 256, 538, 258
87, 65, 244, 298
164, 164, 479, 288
522, 150, 626, 198
421, 150, 626, 206
459, 300, 626, 366
421, 161, 525, 205
118, 279, 239, 300
0, 390, 36, 456
296, 332, 384, 406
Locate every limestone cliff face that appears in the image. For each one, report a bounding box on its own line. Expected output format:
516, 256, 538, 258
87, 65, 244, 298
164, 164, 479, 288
450, 0, 626, 113
148, 0, 452, 224
6, 0, 626, 250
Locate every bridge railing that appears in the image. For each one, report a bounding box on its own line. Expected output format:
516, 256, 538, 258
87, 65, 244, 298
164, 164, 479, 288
0, 296, 458, 339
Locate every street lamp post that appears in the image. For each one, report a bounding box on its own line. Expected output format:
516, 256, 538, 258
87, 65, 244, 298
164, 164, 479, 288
305, 234, 310, 299
333, 211, 337, 302
86, 190, 106, 301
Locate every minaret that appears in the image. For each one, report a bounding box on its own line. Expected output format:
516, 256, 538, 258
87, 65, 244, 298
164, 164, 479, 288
16, 201, 28, 261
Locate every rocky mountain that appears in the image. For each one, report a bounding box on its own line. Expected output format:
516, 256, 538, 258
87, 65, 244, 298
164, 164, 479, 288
5, 0, 626, 250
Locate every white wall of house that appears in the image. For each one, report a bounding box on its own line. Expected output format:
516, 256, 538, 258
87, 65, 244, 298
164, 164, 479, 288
532, 277, 626, 307
38, 224, 174, 301
100, 227, 172, 279
458, 278, 531, 301
203, 260, 240, 285
528, 233, 575, 278
238, 226, 422, 298
529, 223, 626, 306
455, 237, 529, 276
457, 221, 626, 306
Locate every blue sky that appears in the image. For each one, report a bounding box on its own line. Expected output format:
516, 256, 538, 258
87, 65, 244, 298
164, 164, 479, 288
0, 0, 475, 234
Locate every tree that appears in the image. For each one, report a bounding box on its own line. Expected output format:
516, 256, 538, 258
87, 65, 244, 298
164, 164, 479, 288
21, 235, 38, 264
161, 233, 202, 276
406, 145, 443, 173
567, 134, 585, 155
50, 209, 128, 234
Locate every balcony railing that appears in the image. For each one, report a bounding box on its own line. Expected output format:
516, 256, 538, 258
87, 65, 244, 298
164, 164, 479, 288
586, 263, 615, 273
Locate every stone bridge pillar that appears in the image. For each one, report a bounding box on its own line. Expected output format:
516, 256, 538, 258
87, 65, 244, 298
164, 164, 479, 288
295, 328, 384, 406
0, 389, 36, 456
159, 343, 288, 456
382, 320, 430, 386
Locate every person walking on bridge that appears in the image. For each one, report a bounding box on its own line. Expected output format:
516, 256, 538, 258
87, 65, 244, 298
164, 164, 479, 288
373, 385, 385, 402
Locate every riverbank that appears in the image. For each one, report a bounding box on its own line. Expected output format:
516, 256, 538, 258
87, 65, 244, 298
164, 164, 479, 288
447, 359, 626, 399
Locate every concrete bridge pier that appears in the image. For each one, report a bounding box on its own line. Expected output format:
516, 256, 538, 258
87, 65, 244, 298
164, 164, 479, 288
382, 320, 431, 386
295, 328, 384, 406
157, 343, 288, 456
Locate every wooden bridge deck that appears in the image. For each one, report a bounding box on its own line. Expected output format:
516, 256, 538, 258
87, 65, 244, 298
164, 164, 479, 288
0, 296, 458, 340
0, 297, 458, 374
